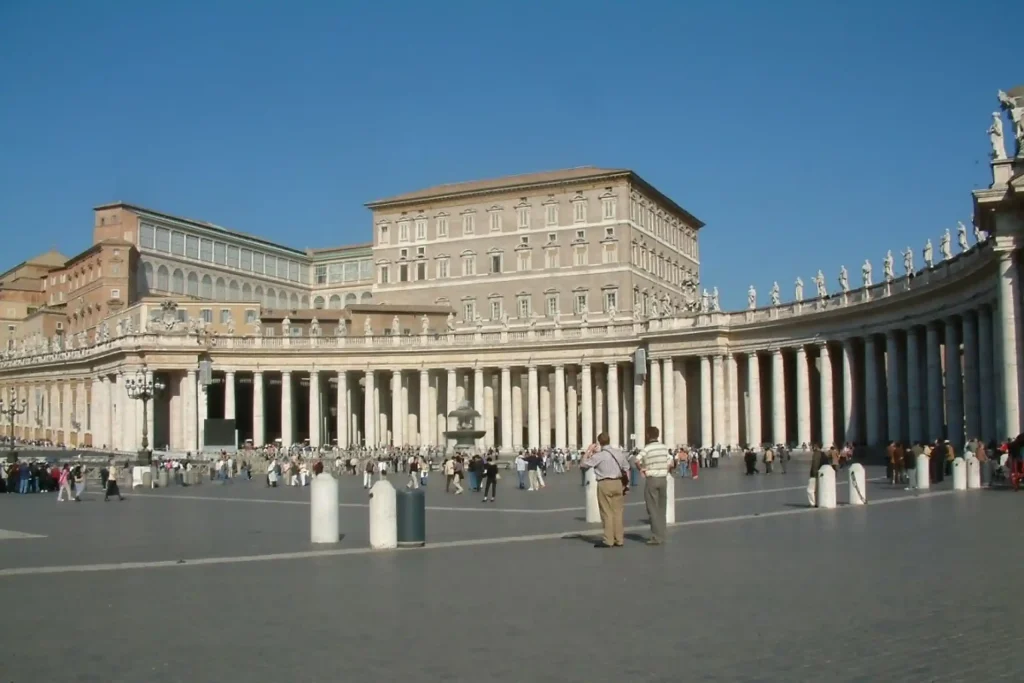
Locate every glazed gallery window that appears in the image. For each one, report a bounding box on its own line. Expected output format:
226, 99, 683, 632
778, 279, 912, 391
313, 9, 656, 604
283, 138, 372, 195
604, 290, 618, 312
436, 216, 448, 238
546, 294, 558, 316
545, 204, 558, 226
463, 301, 476, 320
437, 258, 449, 279
155, 227, 171, 252
415, 219, 427, 241
490, 300, 502, 320
462, 255, 476, 276
315, 265, 327, 285
462, 214, 475, 235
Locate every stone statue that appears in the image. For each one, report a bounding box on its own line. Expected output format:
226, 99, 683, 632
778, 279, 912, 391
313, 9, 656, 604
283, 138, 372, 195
335, 319, 347, 336
554, 311, 562, 327
939, 228, 952, 261
649, 298, 660, 318
500, 311, 510, 328
838, 266, 849, 294
902, 246, 914, 276
710, 287, 720, 312
957, 221, 969, 252
701, 289, 710, 312
363, 317, 373, 336
445, 311, 455, 331
998, 89, 1024, 157
862, 259, 872, 287
770, 281, 781, 307
975, 223, 987, 243
794, 277, 804, 301
989, 111, 1008, 160
814, 270, 827, 299
78, 331, 87, 348
98, 321, 109, 342
114, 319, 124, 337
309, 317, 320, 336
608, 303, 617, 317
281, 317, 291, 337
747, 285, 756, 310
883, 251, 894, 282
66, 334, 75, 350
390, 315, 400, 336
581, 308, 590, 325
252, 316, 262, 335
225, 315, 235, 335
123, 317, 134, 335
420, 315, 430, 335
923, 239, 934, 268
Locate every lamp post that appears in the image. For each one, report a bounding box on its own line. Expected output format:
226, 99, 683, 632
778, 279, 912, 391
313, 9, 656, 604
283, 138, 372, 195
125, 369, 165, 465
0, 388, 27, 464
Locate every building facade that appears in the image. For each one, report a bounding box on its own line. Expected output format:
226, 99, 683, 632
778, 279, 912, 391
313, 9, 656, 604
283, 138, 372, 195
0, 147, 1022, 456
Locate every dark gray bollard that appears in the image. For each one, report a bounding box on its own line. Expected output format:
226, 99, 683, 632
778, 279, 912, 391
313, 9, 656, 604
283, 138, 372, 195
395, 488, 426, 548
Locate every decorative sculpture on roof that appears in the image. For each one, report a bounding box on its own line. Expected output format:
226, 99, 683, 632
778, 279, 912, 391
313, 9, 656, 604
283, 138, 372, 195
747, 285, 756, 310
710, 287, 720, 312
989, 111, 1008, 160
66, 333, 75, 350
123, 317, 134, 335
974, 222, 987, 243
883, 251, 895, 283
115, 319, 124, 337
923, 239, 934, 268
252, 316, 262, 335
335, 319, 347, 336
98, 321, 110, 342
160, 301, 179, 331
364, 317, 373, 336
420, 315, 430, 335
281, 316, 291, 337
446, 311, 455, 331
939, 228, 952, 261
957, 221, 969, 252
608, 303, 618, 317
649, 298, 660, 318
581, 308, 590, 325
997, 89, 1024, 157
769, 281, 781, 307
500, 311, 510, 328
391, 315, 400, 336
794, 277, 804, 301
309, 317, 320, 337
226, 314, 236, 336
700, 289, 710, 312
813, 270, 827, 299
862, 259, 873, 287
838, 266, 849, 294
902, 246, 914, 276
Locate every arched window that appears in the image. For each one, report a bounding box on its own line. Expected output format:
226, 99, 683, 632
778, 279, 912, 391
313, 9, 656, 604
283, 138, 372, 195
156, 265, 169, 292
266, 288, 276, 308
300, 295, 309, 308
254, 285, 264, 304
289, 292, 299, 309
201, 275, 213, 299
228, 280, 240, 301
242, 283, 252, 300
277, 291, 287, 309
215, 277, 226, 300
171, 269, 185, 294
329, 294, 342, 309
344, 293, 357, 306
141, 262, 154, 295
360, 292, 372, 303
313, 296, 325, 309
187, 271, 199, 297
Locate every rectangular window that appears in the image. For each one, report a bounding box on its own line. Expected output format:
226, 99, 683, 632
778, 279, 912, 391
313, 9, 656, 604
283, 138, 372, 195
253, 252, 264, 274
416, 246, 425, 257
602, 197, 616, 220
220, 309, 231, 324
575, 293, 588, 314
399, 221, 410, 242
462, 214, 475, 235
360, 259, 373, 279
462, 255, 476, 276
240, 249, 252, 271
545, 204, 558, 226
520, 236, 529, 245
437, 217, 448, 238
315, 265, 327, 285
575, 229, 586, 240
545, 249, 558, 269
171, 232, 185, 255
490, 254, 502, 274
110, 288, 121, 300
245, 309, 257, 324
342, 262, 358, 281
155, 228, 171, 252
574, 246, 588, 266
463, 301, 476, 321
518, 296, 531, 318
214, 242, 227, 265
602, 244, 617, 264
416, 262, 426, 280
547, 232, 557, 243
140, 223, 155, 248
605, 226, 615, 238
517, 251, 531, 271
380, 225, 390, 245
399, 248, 408, 259
263, 327, 275, 337
604, 290, 618, 312
438, 258, 449, 278
490, 300, 502, 320
227, 246, 240, 268
546, 294, 558, 316
200, 308, 212, 324
517, 207, 530, 229
415, 219, 427, 241
288, 261, 299, 282
380, 265, 389, 284
489, 212, 502, 232
265, 255, 277, 279
573, 201, 586, 223
399, 264, 409, 282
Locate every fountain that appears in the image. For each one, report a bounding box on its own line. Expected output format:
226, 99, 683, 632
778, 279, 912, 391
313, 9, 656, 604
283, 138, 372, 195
443, 400, 486, 456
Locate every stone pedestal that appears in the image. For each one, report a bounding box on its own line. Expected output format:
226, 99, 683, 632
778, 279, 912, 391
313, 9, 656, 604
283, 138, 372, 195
369, 480, 397, 550
584, 468, 599, 524
816, 466, 837, 509
848, 463, 866, 505
916, 454, 930, 490
310, 473, 340, 544
952, 458, 967, 491
966, 455, 981, 489
665, 474, 676, 524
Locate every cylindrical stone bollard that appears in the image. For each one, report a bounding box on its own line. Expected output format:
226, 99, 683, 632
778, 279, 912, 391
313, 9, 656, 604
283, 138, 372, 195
952, 458, 967, 491
584, 468, 600, 523
665, 473, 676, 524
981, 458, 993, 487
157, 469, 168, 488
369, 480, 398, 550
396, 488, 426, 548
310, 473, 340, 544
848, 463, 867, 505
966, 455, 981, 489
132, 466, 145, 488
916, 454, 930, 489
816, 465, 837, 509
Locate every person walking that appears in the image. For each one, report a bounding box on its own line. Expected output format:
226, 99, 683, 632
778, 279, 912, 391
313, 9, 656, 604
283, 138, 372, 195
56, 464, 73, 503
407, 456, 420, 489
581, 433, 630, 548
482, 457, 499, 502
515, 453, 528, 490
104, 460, 125, 502
635, 426, 672, 546
807, 445, 825, 506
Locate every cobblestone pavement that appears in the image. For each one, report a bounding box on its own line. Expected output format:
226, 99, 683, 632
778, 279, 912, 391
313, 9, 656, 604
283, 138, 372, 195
1, 461, 1021, 682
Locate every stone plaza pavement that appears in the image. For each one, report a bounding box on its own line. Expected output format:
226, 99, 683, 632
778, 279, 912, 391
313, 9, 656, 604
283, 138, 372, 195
1, 459, 1022, 682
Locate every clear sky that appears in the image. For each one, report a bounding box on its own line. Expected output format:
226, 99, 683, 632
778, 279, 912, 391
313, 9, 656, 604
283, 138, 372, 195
1, 1, 1020, 310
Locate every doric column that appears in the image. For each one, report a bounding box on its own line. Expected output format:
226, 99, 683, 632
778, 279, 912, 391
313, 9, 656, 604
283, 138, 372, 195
841, 340, 856, 443
473, 367, 484, 448
144, 370, 155, 450
567, 368, 579, 448
712, 355, 726, 446
771, 349, 785, 445
280, 370, 292, 448
527, 365, 540, 449
945, 316, 964, 446
100, 376, 112, 448
819, 343, 834, 447
997, 250, 1023, 436
962, 311, 981, 442
885, 330, 901, 442
747, 352, 761, 447
512, 370, 524, 449
864, 336, 880, 445
607, 362, 620, 447
795, 346, 810, 446
622, 364, 632, 447
224, 370, 236, 421
554, 365, 567, 448
649, 358, 662, 433
336, 371, 348, 448
906, 327, 923, 443
445, 368, 457, 449
673, 360, 687, 445
662, 358, 675, 446
580, 363, 593, 447
390, 370, 403, 446
253, 371, 265, 447
433, 373, 443, 447
364, 369, 376, 447
727, 354, 739, 448
419, 368, 431, 448
926, 322, 943, 441
401, 373, 411, 445
700, 355, 713, 447
593, 367, 604, 437
499, 366, 512, 451
62, 381, 73, 437
75, 380, 87, 441
632, 365, 646, 446
184, 370, 197, 452
978, 306, 995, 442
308, 370, 321, 448
539, 370, 551, 448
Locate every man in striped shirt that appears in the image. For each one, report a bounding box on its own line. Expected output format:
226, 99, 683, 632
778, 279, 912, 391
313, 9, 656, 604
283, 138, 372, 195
635, 426, 672, 546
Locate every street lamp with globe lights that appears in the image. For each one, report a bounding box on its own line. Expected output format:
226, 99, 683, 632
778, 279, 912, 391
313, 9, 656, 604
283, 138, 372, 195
0, 388, 27, 464
125, 369, 165, 465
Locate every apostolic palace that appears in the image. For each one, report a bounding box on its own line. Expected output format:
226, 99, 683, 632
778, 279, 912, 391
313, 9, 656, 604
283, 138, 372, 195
2, 89, 1024, 457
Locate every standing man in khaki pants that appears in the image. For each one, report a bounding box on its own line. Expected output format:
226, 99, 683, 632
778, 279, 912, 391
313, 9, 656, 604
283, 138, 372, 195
581, 432, 629, 548
635, 426, 672, 546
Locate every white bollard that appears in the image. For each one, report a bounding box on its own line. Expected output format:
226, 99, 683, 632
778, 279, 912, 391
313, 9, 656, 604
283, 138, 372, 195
966, 455, 981, 489
310, 473, 340, 544
665, 473, 676, 524
952, 457, 967, 491
132, 466, 146, 489
369, 480, 398, 550
816, 465, 837, 509
848, 463, 867, 505
584, 468, 600, 523
916, 454, 930, 489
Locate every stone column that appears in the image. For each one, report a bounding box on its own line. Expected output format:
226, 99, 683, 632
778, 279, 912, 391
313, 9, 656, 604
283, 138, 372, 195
224, 370, 236, 421
945, 316, 964, 446
607, 362, 620, 447
978, 306, 995, 442
499, 366, 512, 451
580, 363, 593, 447
473, 367, 485, 449
712, 355, 725, 446
885, 330, 901, 443
539, 369, 551, 448
184, 370, 197, 452
420, 368, 431, 448
337, 371, 348, 448
674, 360, 687, 445
144, 370, 155, 450
819, 343, 834, 448
401, 373, 412, 446
100, 376, 112, 448
727, 354, 740, 448
962, 311, 980, 442
62, 381, 73, 439
197, 377, 208, 452
662, 358, 675, 447
864, 336, 880, 446
253, 371, 265, 447
747, 352, 761, 447
593, 367, 604, 437
841, 340, 856, 443
554, 365, 567, 448
308, 370, 321, 448
649, 358, 662, 434
364, 369, 376, 447
906, 327, 923, 443
75, 380, 87, 443
433, 373, 443, 447
280, 371, 292, 448
390, 371, 402, 446
633, 365, 646, 447
567, 368, 579, 448
771, 349, 785, 445
926, 322, 943, 441
527, 365, 540, 449
701, 355, 713, 447
997, 250, 1023, 436
621, 364, 632, 447
795, 346, 810, 446
512, 370, 524, 449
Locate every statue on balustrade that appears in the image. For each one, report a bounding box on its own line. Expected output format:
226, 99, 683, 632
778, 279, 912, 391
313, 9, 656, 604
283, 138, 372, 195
581, 308, 590, 324
957, 221, 969, 252
794, 277, 804, 302
700, 289, 710, 312
252, 316, 262, 335
335, 319, 347, 336
923, 239, 934, 268
770, 281, 781, 307
747, 285, 756, 310
115, 319, 124, 337
838, 266, 849, 294
813, 270, 827, 299
420, 315, 430, 335
710, 287, 720, 312
123, 317, 134, 335
66, 334, 75, 350
902, 246, 914, 276
862, 259, 873, 287
554, 311, 563, 327
391, 316, 401, 336
649, 298, 660, 318
364, 317, 373, 336
281, 317, 291, 337
500, 311, 510, 328
883, 251, 895, 283
608, 303, 618, 317
989, 111, 1008, 160
974, 222, 988, 243
309, 317, 320, 337
446, 311, 456, 331
98, 321, 110, 342
939, 229, 952, 261
997, 89, 1024, 157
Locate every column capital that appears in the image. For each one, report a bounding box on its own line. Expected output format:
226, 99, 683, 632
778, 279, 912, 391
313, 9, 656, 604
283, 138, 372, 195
224, 369, 236, 377
884, 329, 898, 340
281, 369, 292, 376
420, 367, 431, 375
606, 360, 618, 368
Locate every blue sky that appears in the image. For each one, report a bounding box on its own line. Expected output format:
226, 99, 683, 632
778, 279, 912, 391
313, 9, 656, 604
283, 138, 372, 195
1, 1, 1020, 309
